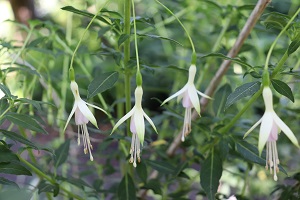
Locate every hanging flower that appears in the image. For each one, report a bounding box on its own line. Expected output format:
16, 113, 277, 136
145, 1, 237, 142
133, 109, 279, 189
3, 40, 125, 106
111, 86, 157, 167
63, 81, 107, 161
244, 86, 299, 180
161, 64, 212, 141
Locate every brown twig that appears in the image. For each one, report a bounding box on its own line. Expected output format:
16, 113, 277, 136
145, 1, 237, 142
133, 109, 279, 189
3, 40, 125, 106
141, 0, 271, 197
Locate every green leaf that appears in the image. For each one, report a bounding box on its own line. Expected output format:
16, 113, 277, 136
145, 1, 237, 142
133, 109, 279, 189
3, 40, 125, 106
118, 34, 130, 47
61, 6, 112, 25
262, 12, 290, 30
54, 140, 70, 168
56, 175, 92, 189
38, 180, 56, 194
236, 141, 287, 175
4, 113, 47, 134
0, 130, 40, 150
0, 177, 19, 188
200, 152, 223, 200
218, 138, 229, 160
88, 71, 119, 99
118, 173, 136, 200
137, 33, 183, 46
0, 145, 19, 163
142, 179, 162, 195
136, 161, 147, 183
213, 84, 232, 116
288, 32, 300, 55
0, 161, 32, 176
0, 84, 12, 98
225, 81, 260, 109
201, 53, 253, 69
271, 79, 294, 102
145, 159, 176, 174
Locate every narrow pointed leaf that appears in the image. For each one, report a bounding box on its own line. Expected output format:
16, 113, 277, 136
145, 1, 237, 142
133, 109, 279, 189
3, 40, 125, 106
137, 33, 183, 46
4, 113, 47, 134
236, 141, 287, 175
213, 84, 232, 116
0, 145, 19, 163
118, 173, 136, 200
0, 177, 19, 188
88, 71, 119, 99
288, 32, 300, 55
225, 81, 260, 109
271, 79, 294, 102
0, 162, 32, 176
200, 152, 223, 200
0, 130, 39, 150
201, 53, 253, 69
54, 140, 70, 168
145, 159, 176, 174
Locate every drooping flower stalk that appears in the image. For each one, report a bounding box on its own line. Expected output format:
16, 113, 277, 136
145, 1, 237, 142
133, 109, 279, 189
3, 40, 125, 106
64, 81, 107, 161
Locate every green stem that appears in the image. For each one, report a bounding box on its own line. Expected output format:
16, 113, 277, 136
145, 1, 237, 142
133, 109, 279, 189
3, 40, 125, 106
219, 87, 263, 134
124, 0, 132, 135
10, 29, 33, 66
154, 0, 196, 62
264, 8, 300, 71
19, 157, 84, 200
131, 0, 142, 85
241, 165, 249, 196
69, 2, 110, 71
271, 51, 288, 77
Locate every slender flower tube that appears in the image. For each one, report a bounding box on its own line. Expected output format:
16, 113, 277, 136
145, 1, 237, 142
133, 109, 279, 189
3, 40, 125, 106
244, 86, 299, 180
111, 86, 157, 167
161, 65, 212, 141
64, 81, 107, 161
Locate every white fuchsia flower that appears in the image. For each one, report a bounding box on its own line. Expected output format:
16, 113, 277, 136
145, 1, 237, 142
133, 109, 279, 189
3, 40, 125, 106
244, 86, 299, 180
111, 86, 157, 167
63, 81, 107, 161
161, 64, 212, 141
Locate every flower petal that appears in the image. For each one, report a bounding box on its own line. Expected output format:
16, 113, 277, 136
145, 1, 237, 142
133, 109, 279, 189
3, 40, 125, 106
134, 108, 145, 145
143, 111, 158, 134
111, 106, 135, 134
86, 102, 107, 115
78, 100, 98, 128
63, 102, 78, 131
197, 90, 213, 100
188, 86, 200, 115
258, 113, 273, 155
161, 85, 187, 106
243, 117, 262, 139
272, 112, 299, 148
